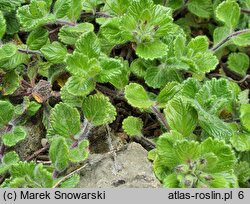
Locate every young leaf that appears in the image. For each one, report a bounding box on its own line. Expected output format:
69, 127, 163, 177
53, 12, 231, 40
122, 116, 143, 137
96, 57, 123, 83
0, 44, 17, 65
17, 0, 55, 31
75, 32, 100, 59
67, 0, 84, 21
187, 0, 213, 18
41, 42, 67, 64
240, 104, 250, 132
7, 162, 53, 187
27, 27, 49, 50
69, 140, 89, 163
216, 0, 240, 29
186, 36, 209, 55
49, 102, 81, 138
0, 11, 6, 38
1, 70, 19, 95
145, 65, 171, 89
0, 151, 20, 175
136, 40, 168, 60
164, 97, 198, 137
124, 83, 154, 109
227, 53, 249, 76
65, 76, 95, 97
231, 132, 250, 152
53, 0, 71, 19
2, 126, 27, 147
157, 82, 182, 105
66, 52, 101, 77
191, 101, 233, 140
49, 137, 69, 172
82, 94, 117, 126
232, 32, 250, 47
0, 100, 14, 128
60, 85, 85, 107
58, 23, 94, 45
59, 174, 80, 188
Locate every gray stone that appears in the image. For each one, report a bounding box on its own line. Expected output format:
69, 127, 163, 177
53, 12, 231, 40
78, 142, 161, 188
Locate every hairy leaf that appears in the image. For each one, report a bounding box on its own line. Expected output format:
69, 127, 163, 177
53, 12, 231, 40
49, 137, 69, 172
82, 94, 117, 126
122, 116, 143, 137
125, 83, 154, 109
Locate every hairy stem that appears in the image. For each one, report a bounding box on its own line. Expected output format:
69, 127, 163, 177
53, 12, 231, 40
133, 135, 156, 151
105, 125, 122, 173
0, 144, 5, 159
18, 48, 42, 56
241, 8, 250, 15
26, 144, 49, 161
70, 119, 93, 149
210, 29, 250, 52
150, 105, 170, 131
55, 19, 76, 26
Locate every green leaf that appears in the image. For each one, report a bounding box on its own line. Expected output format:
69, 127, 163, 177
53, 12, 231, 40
65, 76, 95, 97
49, 137, 69, 172
174, 34, 186, 57
0, 11, 6, 39
69, 140, 89, 163
49, 102, 81, 138
0, 151, 20, 175
58, 23, 94, 45
0, 100, 14, 128
98, 17, 129, 46
232, 31, 250, 46
200, 138, 236, 173
4, 11, 21, 35
59, 174, 80, 188
122, 116, 143, 137
0, 70, 19, 95
8, 162, 53, 188
164, 97, 198, 137
60, 85, 85, 107
67, 0, 84, 21
234, 162, 250, 184
17, 0, 55, 31
145, 65, 171, 89
195, 78, 232, 113
66, 52, 101, 77
187, 36, 209, 55
75, 32, 100, 59
0, 0, 24, 12
136, 40, 168, 60
191, 101, 233, 140
191, 52, 219, 74
187, 0, 213, 18
213, 26, 231, 45
27, 27, 49, 50
2, 126, 27, 147
41, 42, 67, 64
240, 104, 250, 132
216, 0, 240, 29
0, 44, 17, 65
130, 58, 148, 78
97, 57, 124, 83
227, 53, 249, 76
231, 132, 250, 152
157, 82, 182, 106
124, 83, 154, 109
53, 0, 71, 18
82, 94, 117, 126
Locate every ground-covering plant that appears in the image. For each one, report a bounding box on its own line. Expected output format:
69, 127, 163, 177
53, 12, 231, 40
0, 0, 250, 188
